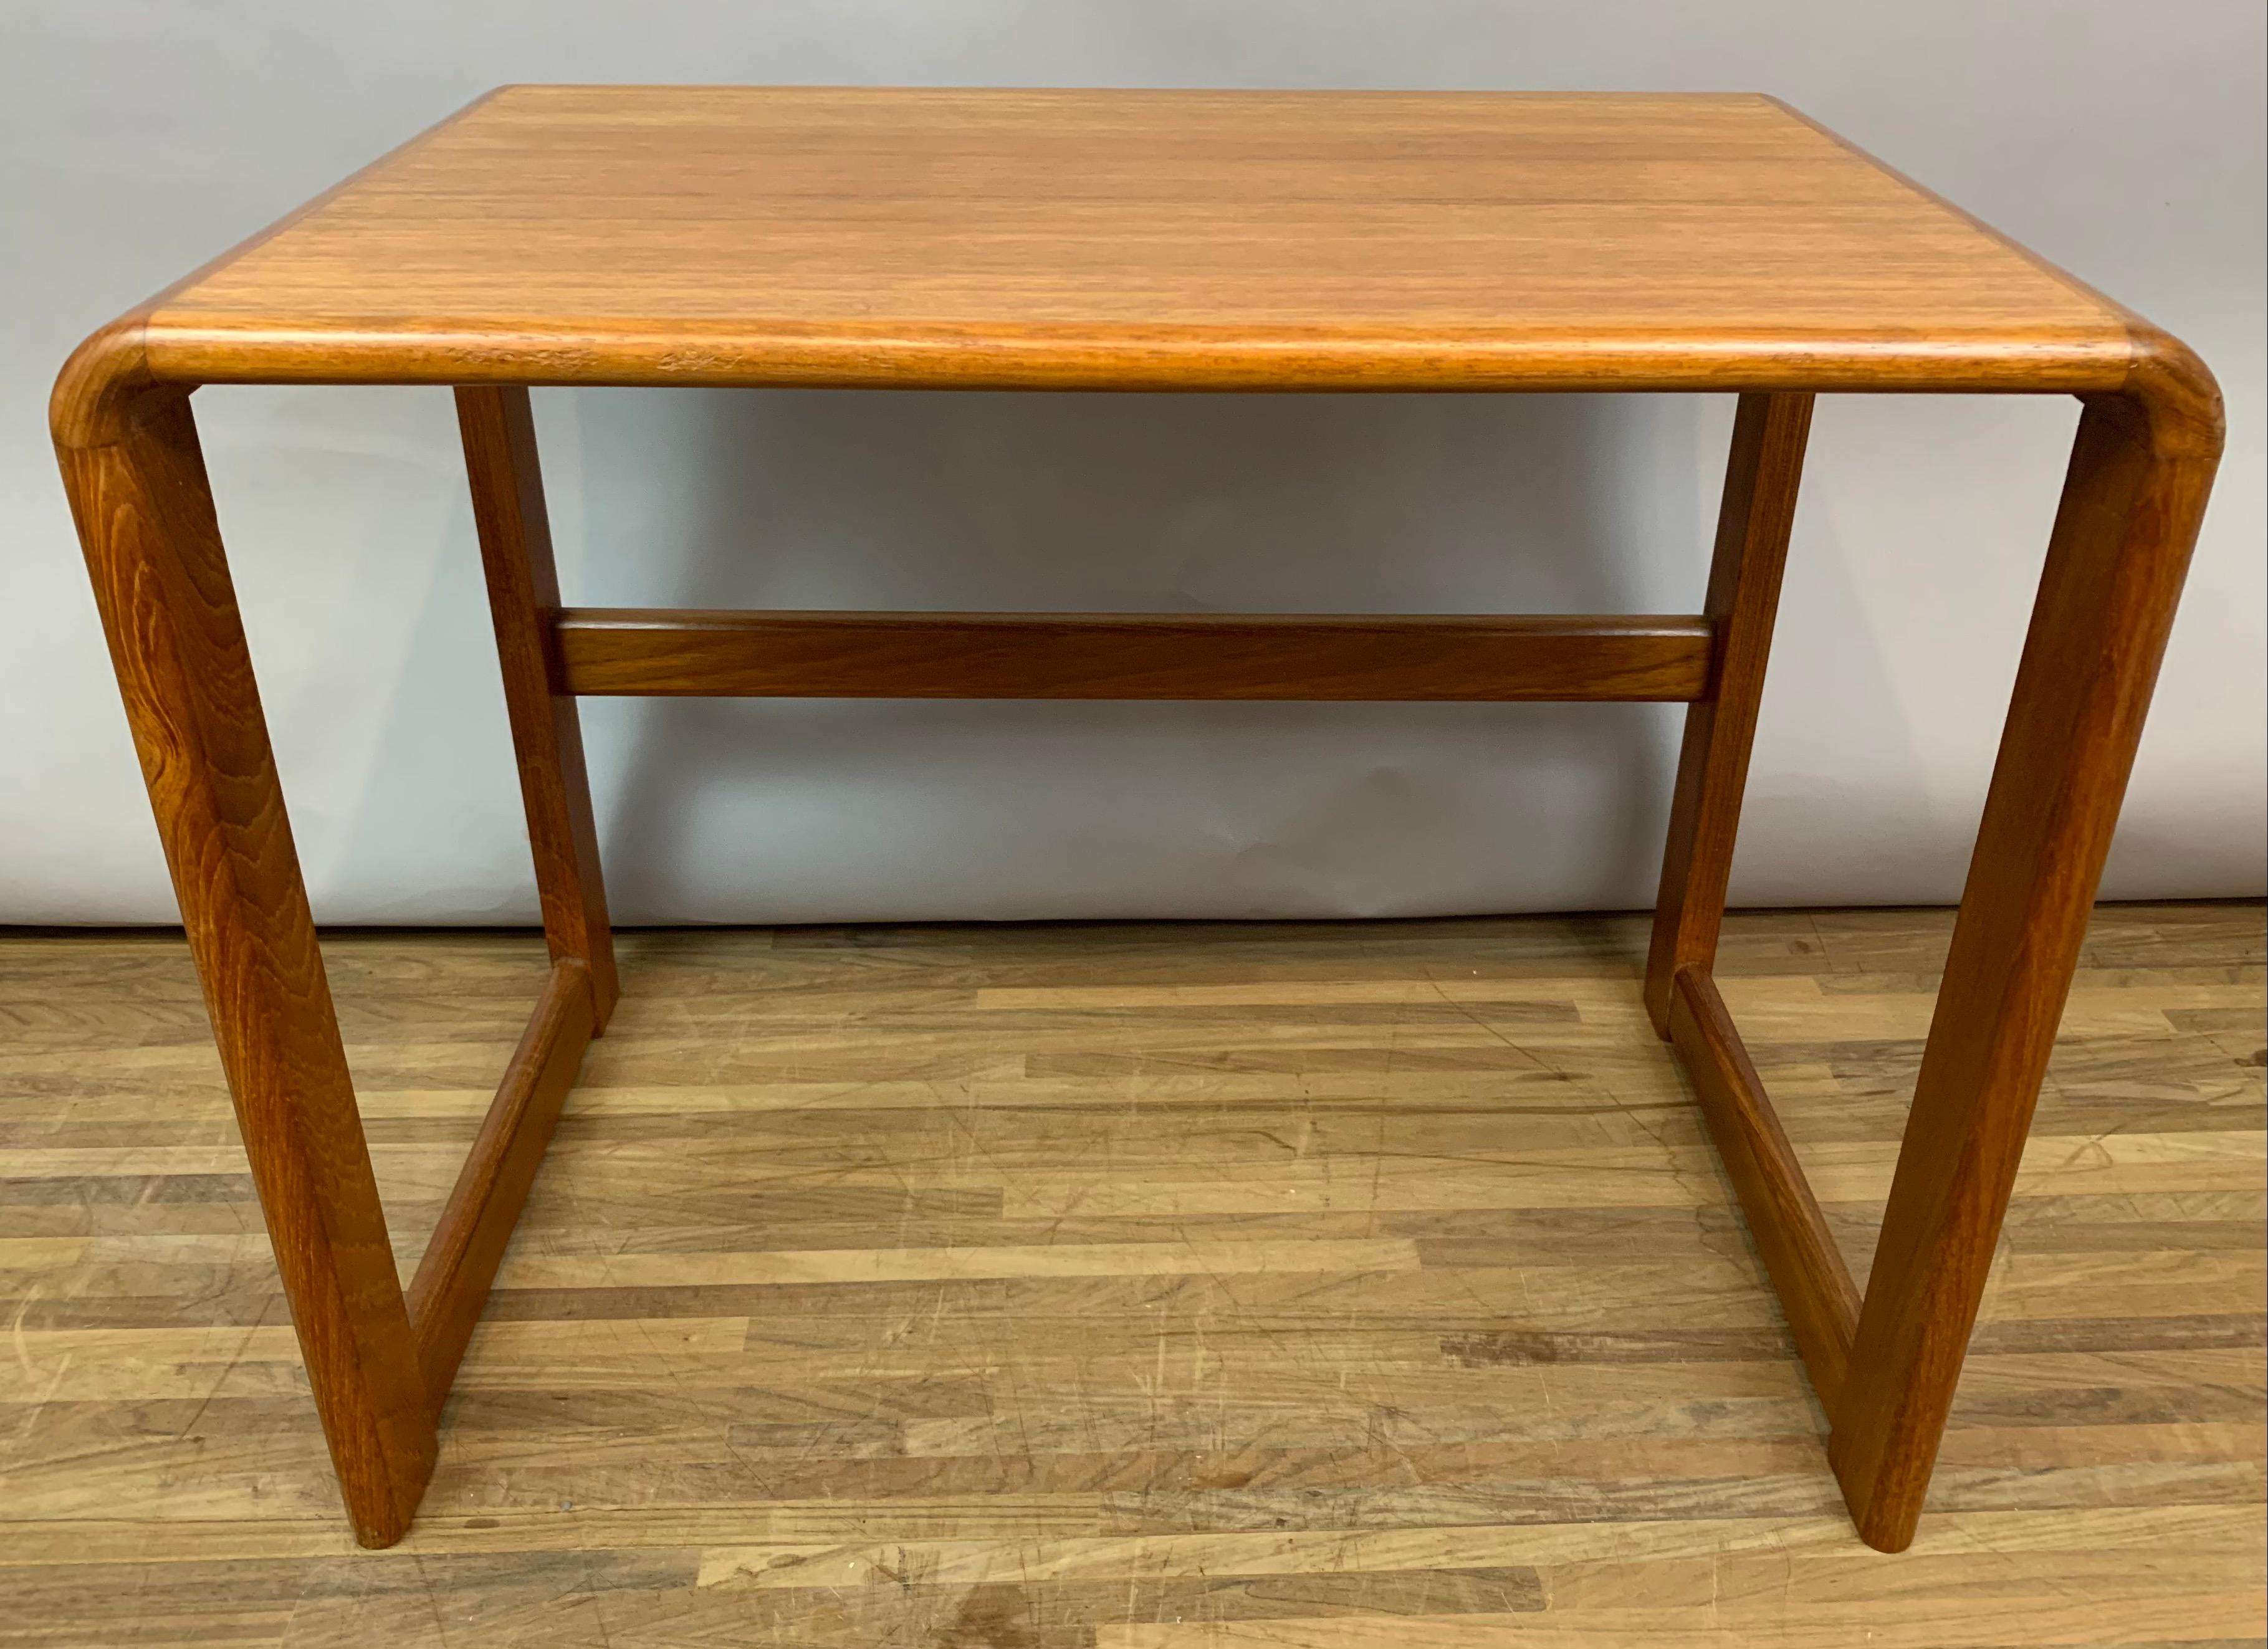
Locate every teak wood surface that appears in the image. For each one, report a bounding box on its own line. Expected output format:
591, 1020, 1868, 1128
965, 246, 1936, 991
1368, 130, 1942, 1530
52, 85, 2224, 1557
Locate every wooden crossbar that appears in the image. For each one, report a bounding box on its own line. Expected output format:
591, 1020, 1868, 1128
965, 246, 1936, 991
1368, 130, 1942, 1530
1667, 966, 1862, 1417
403, 958, 596, 1409
550, 608, 1717, 701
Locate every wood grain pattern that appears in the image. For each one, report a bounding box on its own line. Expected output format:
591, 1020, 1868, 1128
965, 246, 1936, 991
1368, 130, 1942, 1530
0, 904, 2258, 1644
51, 390, 436, 1547
457, 386, 618, 1026
1832, 374, 2226, 1551
72, 85, 2150, 396
1668, 965, 1861, 1416
553, 609, 1717, 701
404, 958, 595, 1408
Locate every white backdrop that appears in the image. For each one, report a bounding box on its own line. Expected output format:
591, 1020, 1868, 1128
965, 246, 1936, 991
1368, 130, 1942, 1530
4, 2, 2261, 924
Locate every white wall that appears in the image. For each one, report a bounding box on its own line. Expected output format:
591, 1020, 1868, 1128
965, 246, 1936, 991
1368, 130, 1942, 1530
4, 2, 2261, 925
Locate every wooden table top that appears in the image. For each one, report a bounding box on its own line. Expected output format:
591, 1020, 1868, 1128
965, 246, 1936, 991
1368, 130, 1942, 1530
78, 86, 2169, 399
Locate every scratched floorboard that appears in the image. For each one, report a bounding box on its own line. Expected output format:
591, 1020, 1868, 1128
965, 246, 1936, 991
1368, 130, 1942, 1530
0, 904, 2260, 1647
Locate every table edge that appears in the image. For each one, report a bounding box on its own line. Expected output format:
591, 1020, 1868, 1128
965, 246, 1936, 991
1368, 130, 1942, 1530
52, 311, 2218, 448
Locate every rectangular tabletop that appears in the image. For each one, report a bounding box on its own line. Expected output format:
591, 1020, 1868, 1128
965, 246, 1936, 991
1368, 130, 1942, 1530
99, 85, 2149, 396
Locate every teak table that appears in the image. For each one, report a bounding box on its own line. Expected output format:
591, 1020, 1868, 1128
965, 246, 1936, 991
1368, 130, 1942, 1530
55, 87, 2221, 1554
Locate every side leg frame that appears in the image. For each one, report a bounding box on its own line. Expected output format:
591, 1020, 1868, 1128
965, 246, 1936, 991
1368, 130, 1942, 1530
57, 366, 611, 1547
1649, 364, 2220, 1551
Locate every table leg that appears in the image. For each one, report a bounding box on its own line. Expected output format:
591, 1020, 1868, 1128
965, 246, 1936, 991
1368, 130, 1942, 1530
55, 377, 437, 1547
1645, 392, 1813, 1034
456, 386, 618, 1025
1830, 363, 2223, 1551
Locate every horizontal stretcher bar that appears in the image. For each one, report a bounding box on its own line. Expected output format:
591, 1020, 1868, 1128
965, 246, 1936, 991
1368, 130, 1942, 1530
549, 609, 1719, 701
